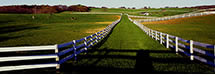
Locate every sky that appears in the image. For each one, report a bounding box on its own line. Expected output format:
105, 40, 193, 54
0, 0, 215, 8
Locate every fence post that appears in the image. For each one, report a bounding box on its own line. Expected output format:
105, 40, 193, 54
73, 40, 77, 61
147, 29, 149, 35
160, 33, 162, 44
103, 29, 107, 37
175, 37, 178, 54
151, 30, 154, 38
155, 31, 158, 40
84, 37, 88, 54
190, 40, 194, 61
166, 34, 169, 48
55, 44, 60, 70
95, 33, 98, 43
90, 35, 93, 46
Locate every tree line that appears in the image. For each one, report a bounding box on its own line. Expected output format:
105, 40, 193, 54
0, 5, 90, 14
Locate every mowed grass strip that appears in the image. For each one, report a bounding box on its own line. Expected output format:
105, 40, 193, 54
61, 15, 214, 73
97, 15, 167, 50
142, 14, 215, 44
0, 13, 119, 47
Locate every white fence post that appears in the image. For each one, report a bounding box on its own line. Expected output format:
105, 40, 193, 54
55, 44, 60, 69
95, 33, 98, 43
175, 37, 178, 54
73, 40, 77, 61
160, 33, 162, 44
190, 40, 194, 61
155, 31, 158, 40
84, 37, 88, 54
166, 34, 169, 48
151, 30, 154, 38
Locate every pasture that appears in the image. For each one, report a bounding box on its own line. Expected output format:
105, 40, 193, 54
142, 14, 215, 44
0, 8, 215, 74
60, 15, 214, 73
90, 8, 195, 17
0, 12, 120, 47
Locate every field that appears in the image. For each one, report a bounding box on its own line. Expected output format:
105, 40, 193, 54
0, 8, 214, 74
90, 8, 195, 17
60, 15, 214, 74
0, 12, 120, 47
141, 14, 215, 44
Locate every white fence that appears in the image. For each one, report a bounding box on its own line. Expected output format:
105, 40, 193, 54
0, 14, 122, 73
128, 15, 215, 69
128, 15, 157, 19
129, 11, 215, 22
0, 45, 59, 72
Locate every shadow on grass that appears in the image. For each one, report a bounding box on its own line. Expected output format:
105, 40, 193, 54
0, 35, 23, 42
0, 24, 40, 42
0, 20, 13, 25
60, 48, 208, 74
0, 24, 40, 34
58, 19, 212, 74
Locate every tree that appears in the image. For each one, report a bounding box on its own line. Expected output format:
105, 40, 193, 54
119, 6, 126, 9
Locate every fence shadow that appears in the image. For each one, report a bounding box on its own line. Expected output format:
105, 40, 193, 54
60, 48, 206, 74
0, 24, 40, 34
0, 24, 40, 43
58, 18, 210, 73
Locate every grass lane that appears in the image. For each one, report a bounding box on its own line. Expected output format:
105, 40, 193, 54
61, 15, 214, 73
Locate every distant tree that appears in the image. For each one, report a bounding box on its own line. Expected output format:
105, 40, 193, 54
101, 6, 107, 9
0, 4, 91, 14
68, 5, 90, 12
38, 6, 57, 13
101, 7, 108, 12
165, 6, 169, 8
54, 5, 68, 13
119, 6, 126, 9
143, 6, 148, 9
89, 6, 96, 8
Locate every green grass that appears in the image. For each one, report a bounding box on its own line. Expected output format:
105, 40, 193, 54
0, 13, 119, 47
61, 15, 214, 74
97, 15, 166, 50
0, 10, 214, 73
90, 8, 195, 17
142, 14, 215, 44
